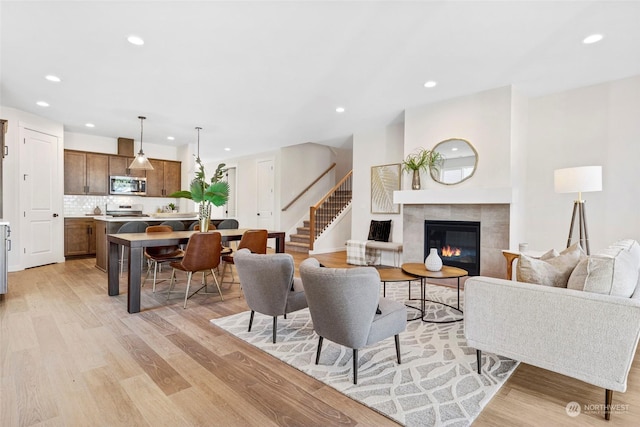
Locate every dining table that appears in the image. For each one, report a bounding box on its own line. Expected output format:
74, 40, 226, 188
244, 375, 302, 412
107, 229, 286, 313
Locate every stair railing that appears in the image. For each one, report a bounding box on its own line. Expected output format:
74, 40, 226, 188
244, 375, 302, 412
309, 170, 352, 250
281, 163, 336, 211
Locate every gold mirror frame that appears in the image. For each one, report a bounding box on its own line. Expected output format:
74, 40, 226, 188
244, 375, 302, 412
430, 138, 478, 185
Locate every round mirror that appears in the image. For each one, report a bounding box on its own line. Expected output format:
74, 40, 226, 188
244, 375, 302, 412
430, 138, 478, 185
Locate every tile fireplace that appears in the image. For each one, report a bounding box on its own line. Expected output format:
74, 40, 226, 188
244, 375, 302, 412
425, 220, 481, 276
402, 203, 510, 279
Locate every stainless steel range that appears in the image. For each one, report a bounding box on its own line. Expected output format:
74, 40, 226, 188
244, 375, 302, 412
105, 204, 149, 218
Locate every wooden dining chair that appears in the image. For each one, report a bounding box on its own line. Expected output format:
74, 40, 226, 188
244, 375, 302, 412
166, 231, 224, 308
221, 229, 268, 284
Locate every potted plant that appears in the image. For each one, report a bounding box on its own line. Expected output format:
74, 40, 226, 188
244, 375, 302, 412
402, 148, 442, 190
167, 202, 177, 213
170, 157, 229, 231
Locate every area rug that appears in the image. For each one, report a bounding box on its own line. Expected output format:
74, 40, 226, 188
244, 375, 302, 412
210, 282, 518, 426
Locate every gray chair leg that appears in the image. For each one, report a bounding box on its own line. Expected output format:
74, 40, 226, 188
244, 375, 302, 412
248, 310, 255, 332
315, 336, 324, 364
605, 389, 613, 420
476, 349, 482, 374
395, 335, 401, 364
272, 316, 277, 343
353, 348, 358, 384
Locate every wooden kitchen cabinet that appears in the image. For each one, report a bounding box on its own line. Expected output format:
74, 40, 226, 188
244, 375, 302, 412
64, 218, 96, 257
109, 155, 146, 178
146, 159, 181, 197
64, 150, 109, 195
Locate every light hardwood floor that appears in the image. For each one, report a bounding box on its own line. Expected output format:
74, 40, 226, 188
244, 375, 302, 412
1, 252, 638, 426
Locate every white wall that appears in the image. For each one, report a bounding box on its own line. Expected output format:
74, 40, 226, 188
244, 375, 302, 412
280, 143, 337, 237
404, 86, 513, 192
508, 88, 529, 250
0, 106, 64, 271
524, 75, 640, 252
352, 120, 405, 253
214, 150, 280, 230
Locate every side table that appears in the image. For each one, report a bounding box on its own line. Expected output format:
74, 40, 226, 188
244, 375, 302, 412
401, 263, 468, 323
377, 267, 423, 321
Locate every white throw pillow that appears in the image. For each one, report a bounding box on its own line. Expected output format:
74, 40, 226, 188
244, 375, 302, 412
517, 243, 584, 287
568, 240, 640, 297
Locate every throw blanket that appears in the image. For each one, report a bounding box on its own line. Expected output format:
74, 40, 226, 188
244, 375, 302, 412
346, 240, 378, 266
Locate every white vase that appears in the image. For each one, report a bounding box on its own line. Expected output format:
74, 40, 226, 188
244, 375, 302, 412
425, 248, 443, 271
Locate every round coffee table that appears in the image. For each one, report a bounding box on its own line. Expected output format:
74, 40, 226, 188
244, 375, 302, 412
401, 263, 468, 323
377, 268, 423, 321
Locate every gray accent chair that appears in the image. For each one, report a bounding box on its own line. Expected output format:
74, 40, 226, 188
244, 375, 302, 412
299, 257, 407, 384
233, 249, 308, 343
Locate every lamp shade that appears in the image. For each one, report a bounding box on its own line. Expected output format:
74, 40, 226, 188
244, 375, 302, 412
128, 115, 154, 170
554, 166, 602, 193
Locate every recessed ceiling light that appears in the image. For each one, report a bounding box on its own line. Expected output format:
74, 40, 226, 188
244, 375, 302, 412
85, 123, 95, 128
451, 147, 458, 151
127, 35, 145, 46
336, 107, 345, 113
45, 75, 61, 83
424, 81, 437, 88
224, 147, 231, 152
36, 101, 49, 107
583, 34, 603, 44
167, 136, 175, 141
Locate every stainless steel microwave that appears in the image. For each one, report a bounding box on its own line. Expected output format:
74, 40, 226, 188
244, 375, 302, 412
110, 176, 147, 195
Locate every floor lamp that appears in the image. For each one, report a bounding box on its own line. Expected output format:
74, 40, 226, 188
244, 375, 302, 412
554, 166, 602, 255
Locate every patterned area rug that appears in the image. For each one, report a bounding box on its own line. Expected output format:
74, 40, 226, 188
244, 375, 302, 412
210, 281, 518, 426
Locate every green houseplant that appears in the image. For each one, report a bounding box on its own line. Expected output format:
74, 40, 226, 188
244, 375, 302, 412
170, 157, 229, 231
402, 148, 442, 190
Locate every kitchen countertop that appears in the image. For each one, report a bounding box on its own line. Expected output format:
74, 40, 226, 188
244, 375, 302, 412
93, 215, 198, 222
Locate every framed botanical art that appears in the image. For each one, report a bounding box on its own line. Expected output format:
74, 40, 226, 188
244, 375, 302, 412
371, 163, 401, 214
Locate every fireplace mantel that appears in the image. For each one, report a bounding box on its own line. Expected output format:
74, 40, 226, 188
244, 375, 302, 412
393, 187, 512, 205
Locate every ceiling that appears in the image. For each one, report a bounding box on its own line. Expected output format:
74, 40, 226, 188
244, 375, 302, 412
2, 1, 640, 161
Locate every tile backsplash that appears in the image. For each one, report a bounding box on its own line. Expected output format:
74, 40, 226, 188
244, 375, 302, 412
64, 195, 180, 216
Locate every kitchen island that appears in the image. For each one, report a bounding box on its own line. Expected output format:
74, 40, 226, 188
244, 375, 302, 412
94, 215, 208, 271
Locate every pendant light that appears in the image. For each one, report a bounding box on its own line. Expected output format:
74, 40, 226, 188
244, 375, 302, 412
129, 116, 154, 170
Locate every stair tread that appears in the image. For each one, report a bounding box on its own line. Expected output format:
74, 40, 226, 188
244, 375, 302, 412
287, 241, 309, 248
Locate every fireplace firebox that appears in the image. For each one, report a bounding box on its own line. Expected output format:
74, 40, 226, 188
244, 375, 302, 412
424, 220, 481, 276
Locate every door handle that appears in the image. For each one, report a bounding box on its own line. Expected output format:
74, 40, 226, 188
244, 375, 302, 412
53, 213, 59, 217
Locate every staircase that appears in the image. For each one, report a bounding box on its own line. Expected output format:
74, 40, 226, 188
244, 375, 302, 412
288, 185, 352, 254
288, 220, 311, 253
283, 169, 352, 254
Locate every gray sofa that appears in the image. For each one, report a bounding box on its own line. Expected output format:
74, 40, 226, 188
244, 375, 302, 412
465, 239, 640, 420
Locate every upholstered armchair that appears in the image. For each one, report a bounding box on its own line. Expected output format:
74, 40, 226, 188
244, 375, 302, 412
233, 249, 308, 343
299, 257, 407, 384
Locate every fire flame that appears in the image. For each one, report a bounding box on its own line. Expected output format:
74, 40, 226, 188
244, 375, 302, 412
441, 245, 461, 257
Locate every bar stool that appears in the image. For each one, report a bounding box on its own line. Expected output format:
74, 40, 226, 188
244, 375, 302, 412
144, 225, 184, 292
160, 220, 186, 231
117, 221, 149, 277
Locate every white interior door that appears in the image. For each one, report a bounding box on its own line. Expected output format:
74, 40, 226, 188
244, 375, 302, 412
20, 128, 62, 268
256, 159, 274, 229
